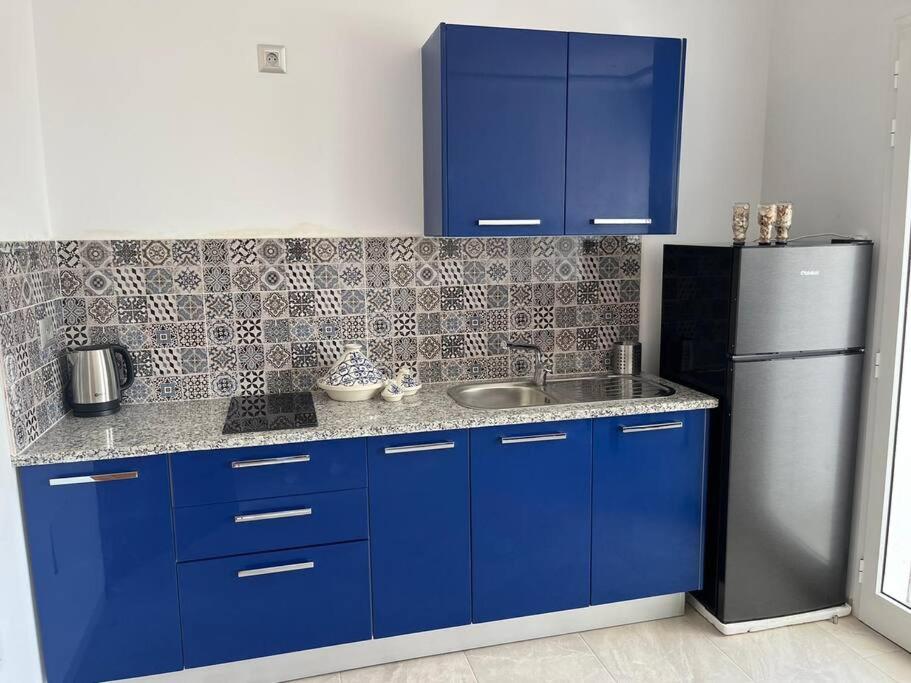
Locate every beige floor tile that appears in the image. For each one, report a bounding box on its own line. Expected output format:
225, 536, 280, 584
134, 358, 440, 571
869, 649, 911, 683
817, 616, 902, 658
706, 621, 865, 682
340, 652, 476, 683
466, 633, 612, 682
290, 674, 341, 682
582, 614, 749, 682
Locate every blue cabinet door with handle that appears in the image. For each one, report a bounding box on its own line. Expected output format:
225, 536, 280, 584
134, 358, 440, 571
423, 24, 568, 236
470, 420, 592, 622
592, 410, 707, 604
565, 33, 685, 235
19, 456, 183, 683
368, 430, 471, 637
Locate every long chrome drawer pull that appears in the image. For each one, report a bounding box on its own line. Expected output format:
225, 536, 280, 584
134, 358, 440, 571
237, 561, 315, 578
49, 471, 139, 486
384, 441, 455, 455
231, 454, 310, 469
592, 218, 652, 225
234, 508, 313, 524
620, 421, 684, 434
477, 219, 542, 227
500, 433, 567, 445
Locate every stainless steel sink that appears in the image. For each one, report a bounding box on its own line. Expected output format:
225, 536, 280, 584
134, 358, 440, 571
447, 380, 554, 410
447, 375, 675, 410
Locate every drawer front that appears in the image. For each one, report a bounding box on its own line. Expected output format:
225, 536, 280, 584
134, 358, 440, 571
175, 489, 368, 562
171, 438, 367, 507
368, 430, 471, 637
178, 541, 372, 668
470, 419, 592, 622
592, 410, 707, 604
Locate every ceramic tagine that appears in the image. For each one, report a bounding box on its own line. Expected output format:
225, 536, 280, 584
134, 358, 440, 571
317, 343, 385, 401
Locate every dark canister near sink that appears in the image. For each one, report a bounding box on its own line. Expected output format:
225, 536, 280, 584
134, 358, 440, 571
67, 344, 135, 416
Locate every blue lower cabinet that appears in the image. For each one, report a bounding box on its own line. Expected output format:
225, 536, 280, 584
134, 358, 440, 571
368, 430, 471, 637
592, 410, 707, 604
19, 456, 183, 683
470, 420, 592, 622
174, 488, 368, 562
178, 541, 372, 667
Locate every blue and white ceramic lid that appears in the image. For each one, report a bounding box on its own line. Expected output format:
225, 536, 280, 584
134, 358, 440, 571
319, 343, 384, 388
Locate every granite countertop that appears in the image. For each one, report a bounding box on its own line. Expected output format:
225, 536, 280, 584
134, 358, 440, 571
15, 375, 718, 466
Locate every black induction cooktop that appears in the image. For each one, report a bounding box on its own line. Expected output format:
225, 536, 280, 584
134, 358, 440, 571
222, 392, 318, 435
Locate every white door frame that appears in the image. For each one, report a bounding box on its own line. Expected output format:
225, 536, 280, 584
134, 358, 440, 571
853, 16, 911, 652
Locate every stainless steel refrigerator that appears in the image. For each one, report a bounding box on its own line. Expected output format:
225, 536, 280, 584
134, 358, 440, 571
660, 241, 872, 624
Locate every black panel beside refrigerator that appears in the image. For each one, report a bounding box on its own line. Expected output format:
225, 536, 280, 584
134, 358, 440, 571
660, 241, 872, 625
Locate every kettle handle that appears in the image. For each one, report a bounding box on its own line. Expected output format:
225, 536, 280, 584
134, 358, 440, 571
111, 345, 135, 391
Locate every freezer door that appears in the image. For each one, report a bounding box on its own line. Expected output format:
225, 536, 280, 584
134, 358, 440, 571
734, 245, 871, 354
722, 352, 862, 623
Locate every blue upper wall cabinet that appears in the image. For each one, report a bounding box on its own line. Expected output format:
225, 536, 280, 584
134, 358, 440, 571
422, 24, 686, 237
423, 24, 568, 237
565, 34, 685, 235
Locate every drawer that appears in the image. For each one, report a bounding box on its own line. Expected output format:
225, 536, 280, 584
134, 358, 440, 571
178, 541, 372, 668
170, 438, 367, 507
175, 489, 368, 562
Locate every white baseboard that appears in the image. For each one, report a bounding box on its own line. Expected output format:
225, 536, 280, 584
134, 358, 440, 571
686, 594, 852, 635
120, 593, 684, 683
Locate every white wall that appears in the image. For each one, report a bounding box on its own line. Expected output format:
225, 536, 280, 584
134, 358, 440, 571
761, 0, 896, 241
0, 0, 47, 679
28, 0, 776, 372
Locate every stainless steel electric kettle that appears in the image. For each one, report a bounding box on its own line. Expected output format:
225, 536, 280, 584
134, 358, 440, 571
67, 344, 135, 417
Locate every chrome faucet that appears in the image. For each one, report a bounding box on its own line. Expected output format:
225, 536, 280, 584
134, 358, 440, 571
504, 341, 550, 388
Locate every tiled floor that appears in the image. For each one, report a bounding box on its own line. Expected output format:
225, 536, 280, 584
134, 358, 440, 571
296, 608, 911, 682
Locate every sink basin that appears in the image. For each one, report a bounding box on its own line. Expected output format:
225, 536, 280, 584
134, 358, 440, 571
447, 375, 675, 410
447, 380, 554, 409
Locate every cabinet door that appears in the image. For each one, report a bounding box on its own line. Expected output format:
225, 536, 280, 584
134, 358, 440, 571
592, 410, 707, 604
445, 25, 567, 236
19, 456, 182, 683
368, 430, 470, 637
471, 420, 592, 622
565, 33, 685, 235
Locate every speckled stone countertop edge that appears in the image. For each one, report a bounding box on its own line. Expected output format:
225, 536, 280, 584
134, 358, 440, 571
15, 377, 719, 467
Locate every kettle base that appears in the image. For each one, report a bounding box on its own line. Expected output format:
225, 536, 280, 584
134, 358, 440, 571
71, 400, 121, 418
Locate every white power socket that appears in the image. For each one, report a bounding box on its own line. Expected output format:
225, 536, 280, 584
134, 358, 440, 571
38, 316, 54, 350
257, 44, 286, 73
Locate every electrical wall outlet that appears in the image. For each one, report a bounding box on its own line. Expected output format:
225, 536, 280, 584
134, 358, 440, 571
38, 316, 54, 350
257, 44, 286, 74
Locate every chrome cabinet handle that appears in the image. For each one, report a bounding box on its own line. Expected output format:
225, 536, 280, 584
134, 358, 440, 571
384, 441, 455, 455
49, 471, 139, 486
237, 561, 315, 578
477, 219, 542, 227
231, 454, 310, 469
620, 421, 684, 434
500, 433, 567, 445
234, 507, 313, 524
592, 218, 652, 225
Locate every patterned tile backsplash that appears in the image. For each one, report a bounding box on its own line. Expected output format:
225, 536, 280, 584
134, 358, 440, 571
0, 242, 67, 452
0, 236, 641, 452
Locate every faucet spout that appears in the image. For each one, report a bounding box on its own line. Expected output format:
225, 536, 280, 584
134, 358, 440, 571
504, 341, 550, 388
